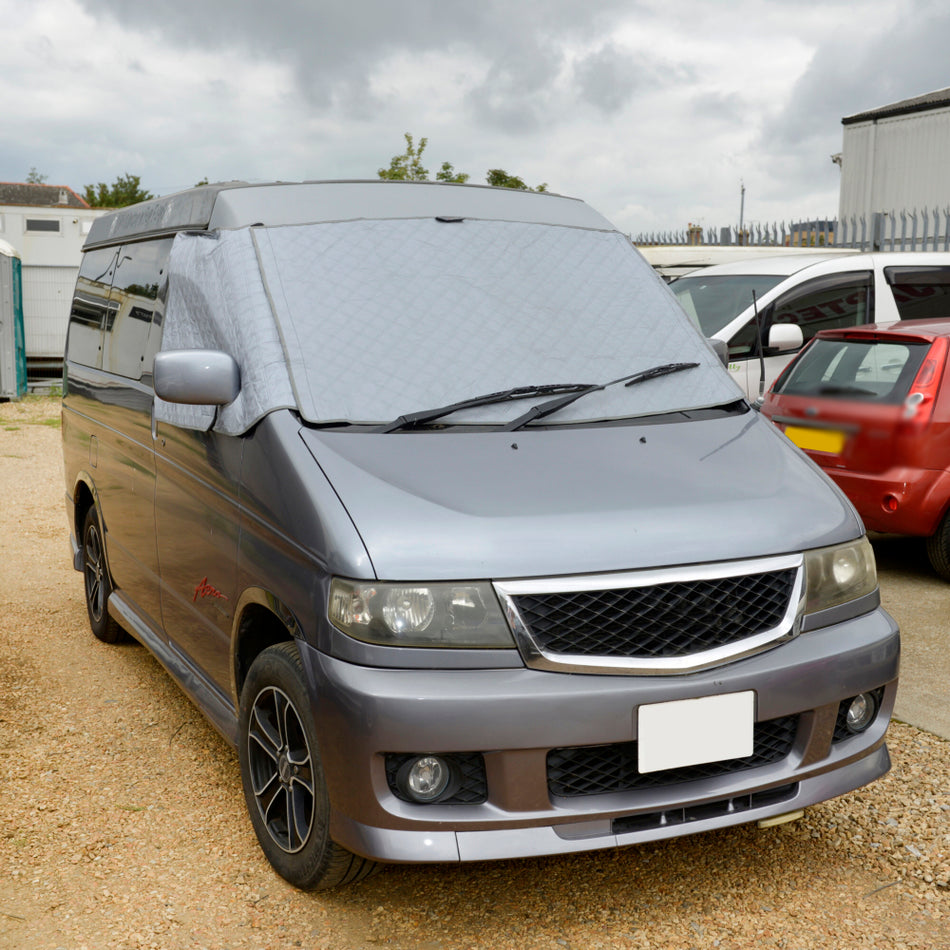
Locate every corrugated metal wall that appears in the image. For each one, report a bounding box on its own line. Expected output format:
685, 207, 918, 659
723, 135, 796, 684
839, 107, 950, 222
21, 264, 77, 361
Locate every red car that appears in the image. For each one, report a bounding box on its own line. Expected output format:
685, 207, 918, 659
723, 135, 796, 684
761, 320, 950, 579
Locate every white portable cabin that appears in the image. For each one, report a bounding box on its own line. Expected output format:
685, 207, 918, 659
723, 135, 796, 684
0, 238, 26, 398
0, 184, 106, 379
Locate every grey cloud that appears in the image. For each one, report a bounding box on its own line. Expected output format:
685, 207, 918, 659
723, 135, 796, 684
75, 0, 639, 117
756, 1, 950, 193
574, 44, 644, 114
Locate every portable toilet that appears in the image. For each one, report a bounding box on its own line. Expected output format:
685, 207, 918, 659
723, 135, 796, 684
0, 239, 27, 398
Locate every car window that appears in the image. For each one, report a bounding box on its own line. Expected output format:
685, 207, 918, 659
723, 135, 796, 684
670, 274, 785, 336
102, 238, 173, 379
66, 248, 118, 369
774, 337, 930, 404
770, 272, 872, 346
884, 266, 950, 320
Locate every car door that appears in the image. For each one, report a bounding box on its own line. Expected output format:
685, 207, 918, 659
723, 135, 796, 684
90, 239, 172, 628
154, 419, 244, 700
733, 270, 874, 396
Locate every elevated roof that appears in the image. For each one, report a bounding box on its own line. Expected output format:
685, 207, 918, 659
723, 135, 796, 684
84, 179, 615, 248
842, 87, 950, 125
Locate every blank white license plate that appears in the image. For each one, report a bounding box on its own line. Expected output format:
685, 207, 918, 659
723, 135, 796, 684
637, 692, 755, 774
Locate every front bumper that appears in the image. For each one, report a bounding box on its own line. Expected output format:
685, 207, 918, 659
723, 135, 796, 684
300, 605, 899, 864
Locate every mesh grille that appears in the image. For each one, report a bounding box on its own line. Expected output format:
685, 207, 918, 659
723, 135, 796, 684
513, 569, 796, 660
548, 715, 798, 798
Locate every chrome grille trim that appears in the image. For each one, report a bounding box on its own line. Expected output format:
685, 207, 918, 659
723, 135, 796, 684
493, 554, 804, 675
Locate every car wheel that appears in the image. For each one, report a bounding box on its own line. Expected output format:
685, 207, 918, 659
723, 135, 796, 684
238, 641, 380, 890
81, 506, 125, 643
926, 509, 950, 581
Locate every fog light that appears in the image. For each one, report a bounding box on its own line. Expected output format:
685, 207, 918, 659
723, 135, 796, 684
846, 693, 877, 734
882, 494, 899, 513
403, 756, 450, 802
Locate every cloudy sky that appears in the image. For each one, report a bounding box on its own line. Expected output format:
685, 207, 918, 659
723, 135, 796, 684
3, 0, 949, 236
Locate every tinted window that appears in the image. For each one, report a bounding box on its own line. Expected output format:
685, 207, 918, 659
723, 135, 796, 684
671, 274, 785, 336
770, 273, 871, 345
774, 337, 930, 404
885, 266, 950, 321
66, 248, 118, 368
102, 239, 173, 379
25, 218, 60, 232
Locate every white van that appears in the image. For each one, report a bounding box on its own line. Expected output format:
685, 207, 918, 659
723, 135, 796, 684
670, 252, 950, 399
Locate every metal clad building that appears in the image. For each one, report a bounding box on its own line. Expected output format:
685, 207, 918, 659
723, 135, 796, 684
838, 88, 950, 225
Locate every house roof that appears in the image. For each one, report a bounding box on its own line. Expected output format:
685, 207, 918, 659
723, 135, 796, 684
0, 182, 90, 209
842, 87, 950, 125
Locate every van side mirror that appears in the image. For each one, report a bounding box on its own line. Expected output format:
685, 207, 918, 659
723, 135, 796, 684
707, 338, 729, 367
767, 324, 804, 353
154, 349, 241, 405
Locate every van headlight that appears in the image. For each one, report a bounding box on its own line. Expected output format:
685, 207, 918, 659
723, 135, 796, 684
328, 579, 515, 648
803, 537, 877, 615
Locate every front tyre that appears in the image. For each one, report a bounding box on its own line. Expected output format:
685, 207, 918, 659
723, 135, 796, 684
238, 642, 379, 890
81, 506, 124, 643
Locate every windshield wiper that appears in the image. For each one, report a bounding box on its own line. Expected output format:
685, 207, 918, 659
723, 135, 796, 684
375, 383, 592, 433
503, 362, 700, 432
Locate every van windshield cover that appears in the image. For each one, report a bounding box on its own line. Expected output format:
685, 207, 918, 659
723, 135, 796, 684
159, 220, 742, 433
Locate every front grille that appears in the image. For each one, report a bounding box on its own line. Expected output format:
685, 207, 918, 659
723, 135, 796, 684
548, 715, 798, 798
512, 569, 796, 660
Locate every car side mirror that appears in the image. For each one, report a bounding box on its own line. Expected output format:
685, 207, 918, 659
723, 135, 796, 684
767, 324, 804, 353
154, 349, 241, 405
707, 338, 729, 367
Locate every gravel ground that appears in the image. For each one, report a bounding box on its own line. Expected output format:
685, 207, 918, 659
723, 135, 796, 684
1, 395, 948, 950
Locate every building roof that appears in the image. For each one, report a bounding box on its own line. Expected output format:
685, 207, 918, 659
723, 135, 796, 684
842, 87, 950, 126
0, 182, 90, 209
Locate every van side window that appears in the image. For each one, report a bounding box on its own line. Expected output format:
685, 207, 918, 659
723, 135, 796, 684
884, 265, 950, 320
102, 239, 173, 379
66, 248, 119, 368
768, 272, 872, 349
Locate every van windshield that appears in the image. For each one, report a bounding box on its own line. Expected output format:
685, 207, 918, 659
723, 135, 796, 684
671, 274, 785, 336
160, 219, 743, 433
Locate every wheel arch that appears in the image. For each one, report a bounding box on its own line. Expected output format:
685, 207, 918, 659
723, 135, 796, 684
71, 475, 104, 570
231, 588, 306, 701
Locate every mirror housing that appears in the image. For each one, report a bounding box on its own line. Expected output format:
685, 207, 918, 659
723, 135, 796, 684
767, 324, 804, 353
707, 337, 729, 367
154, 350, 241, 405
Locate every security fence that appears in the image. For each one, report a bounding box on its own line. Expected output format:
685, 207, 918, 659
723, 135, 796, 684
634, 207, 950, 252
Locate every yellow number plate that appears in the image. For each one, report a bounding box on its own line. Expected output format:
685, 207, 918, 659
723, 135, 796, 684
784, 425, 846, 454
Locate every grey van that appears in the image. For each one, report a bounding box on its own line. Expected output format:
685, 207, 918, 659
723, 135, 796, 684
62, 180, 899, 890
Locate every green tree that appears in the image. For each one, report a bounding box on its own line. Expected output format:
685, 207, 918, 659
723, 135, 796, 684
26, 167, 48, 184
378, 133, 432, 181
378, 134, 546, 191
485, 169, 547, 192
82, 173, 154, 208
435, 161, 469, 184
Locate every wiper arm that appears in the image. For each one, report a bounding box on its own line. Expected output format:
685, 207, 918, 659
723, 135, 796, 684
375, 383, 592, 433
503, 362, 700, 432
